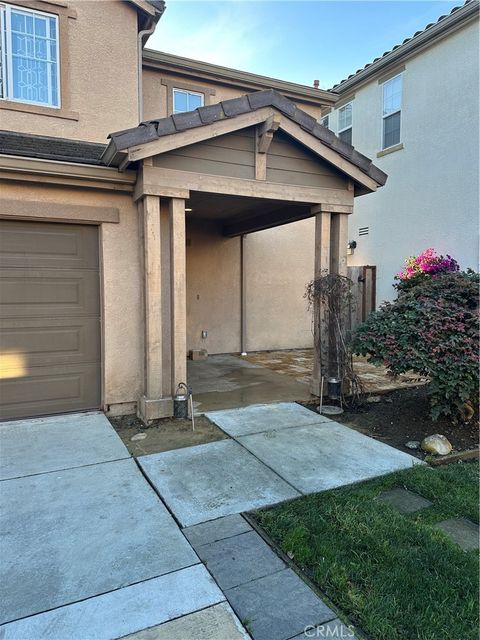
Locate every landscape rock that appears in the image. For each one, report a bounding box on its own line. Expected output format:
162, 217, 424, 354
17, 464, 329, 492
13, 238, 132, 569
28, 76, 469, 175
367, 395, 381, 403
421, 434, 452, 456
405, 441, 421, 450
131, 432, 147, 442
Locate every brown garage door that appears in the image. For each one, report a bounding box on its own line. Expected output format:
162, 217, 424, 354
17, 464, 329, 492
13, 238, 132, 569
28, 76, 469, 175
0, 220, 101, 420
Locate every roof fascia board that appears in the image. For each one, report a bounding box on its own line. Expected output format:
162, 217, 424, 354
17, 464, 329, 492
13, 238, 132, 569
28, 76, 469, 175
333, 2, 478, 94
142, 50, 338, 107
277, 116, 379, 192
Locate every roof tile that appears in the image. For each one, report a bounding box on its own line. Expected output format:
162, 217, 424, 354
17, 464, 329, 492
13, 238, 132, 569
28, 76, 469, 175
107, 89, 388, 186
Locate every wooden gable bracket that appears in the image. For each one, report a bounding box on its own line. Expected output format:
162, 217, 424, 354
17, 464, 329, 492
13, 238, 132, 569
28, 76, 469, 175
255, 113, 281, 180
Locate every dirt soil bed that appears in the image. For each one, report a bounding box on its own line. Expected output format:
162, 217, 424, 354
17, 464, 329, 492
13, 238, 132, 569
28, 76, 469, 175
109, 414, 228, 457
302, 385, 478, 459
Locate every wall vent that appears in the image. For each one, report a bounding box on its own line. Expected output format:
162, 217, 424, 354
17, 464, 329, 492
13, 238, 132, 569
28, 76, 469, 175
358, 226, 369, 236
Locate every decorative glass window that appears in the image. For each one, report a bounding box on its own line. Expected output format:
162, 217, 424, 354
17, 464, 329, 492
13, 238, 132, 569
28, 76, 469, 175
173, 88, 204, 114
382, 74, 402, 149
338, 102, 352, 144
321, 115, 329, 129
0, 3, 60, 107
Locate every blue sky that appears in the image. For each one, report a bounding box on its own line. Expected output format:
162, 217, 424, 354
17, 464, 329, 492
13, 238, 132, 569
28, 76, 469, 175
147, 1, 461, 88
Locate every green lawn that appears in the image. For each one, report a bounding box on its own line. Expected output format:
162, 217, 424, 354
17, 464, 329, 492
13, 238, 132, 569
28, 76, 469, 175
253, 462, 479, 640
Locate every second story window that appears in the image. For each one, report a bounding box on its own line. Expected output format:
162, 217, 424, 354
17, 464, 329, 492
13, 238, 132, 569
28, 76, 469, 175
321, 115, 329, 129
0, 3, 60, 107
382, 74, 402, 149
338, 102, 352, 144
173, 88, 204, 114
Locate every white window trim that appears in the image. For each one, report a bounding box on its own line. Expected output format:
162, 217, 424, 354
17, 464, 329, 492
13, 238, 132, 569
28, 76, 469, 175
337, 101, 353, 139
172, 87, 204, 114
381, 73, 402, 150
0, 2, 60, 108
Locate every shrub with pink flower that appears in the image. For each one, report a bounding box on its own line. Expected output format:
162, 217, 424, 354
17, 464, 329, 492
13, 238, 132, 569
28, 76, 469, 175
395, 248, 459, 291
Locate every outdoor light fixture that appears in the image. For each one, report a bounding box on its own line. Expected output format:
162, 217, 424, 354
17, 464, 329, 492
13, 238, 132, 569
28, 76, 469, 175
347, 240, 357, 255
185, 208, 193, 212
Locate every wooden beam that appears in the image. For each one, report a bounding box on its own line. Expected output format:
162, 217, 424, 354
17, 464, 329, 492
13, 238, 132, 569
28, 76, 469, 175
128, 107, 275, 161
257, 113, 281, 153
223, 206, 312, 237
139, 165, 354, 206
134, 165, 190, 201
169, 197, 187, 391
255, 113, 281, 181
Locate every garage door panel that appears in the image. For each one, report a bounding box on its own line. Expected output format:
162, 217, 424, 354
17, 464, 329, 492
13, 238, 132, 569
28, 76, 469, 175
0, 220, 101, 419
0, 318, 100, 368
0, 270, 100, 318
0, 363, 100, 420
0, 220, 98, 269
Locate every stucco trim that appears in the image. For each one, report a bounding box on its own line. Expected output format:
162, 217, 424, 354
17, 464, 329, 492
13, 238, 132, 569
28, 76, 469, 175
0, 198, 120, 224
0, 155, 136, 192
0, 100, 79, 120
376, 143, 404, 158
161, 78, 216, 115
377, 65, 406, 85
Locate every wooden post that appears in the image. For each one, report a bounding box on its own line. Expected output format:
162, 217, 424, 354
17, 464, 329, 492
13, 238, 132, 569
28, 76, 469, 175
138, 195, 174, 422
169, 197, 187, 392
329, 213, 349, 381
143, 195, 163, 398
311, 207, 331, 396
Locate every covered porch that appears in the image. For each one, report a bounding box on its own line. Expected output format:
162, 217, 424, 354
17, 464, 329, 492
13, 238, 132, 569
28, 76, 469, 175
104, 89, 387, 421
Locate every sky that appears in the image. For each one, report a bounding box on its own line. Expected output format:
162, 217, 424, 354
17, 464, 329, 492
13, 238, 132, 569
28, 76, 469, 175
147, 0, 462, 88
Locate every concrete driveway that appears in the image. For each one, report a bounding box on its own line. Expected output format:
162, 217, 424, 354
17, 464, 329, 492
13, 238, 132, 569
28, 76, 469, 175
0, 412, 245, 640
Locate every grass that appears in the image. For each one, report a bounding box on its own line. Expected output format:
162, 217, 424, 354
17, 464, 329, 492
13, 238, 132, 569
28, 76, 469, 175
252, 462, 479, 640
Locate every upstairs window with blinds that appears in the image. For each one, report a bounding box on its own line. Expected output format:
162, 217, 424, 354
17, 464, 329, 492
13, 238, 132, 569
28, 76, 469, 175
338, 102, 352, 145
382, 74, 402, 149
0, 3, 60, 107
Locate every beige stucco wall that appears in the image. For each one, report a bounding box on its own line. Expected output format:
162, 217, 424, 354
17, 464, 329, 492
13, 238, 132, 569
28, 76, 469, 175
0, 182, 144, 409
245, 219, 314, 352
185, 216, 315, 355
142, 68, 323, 121
186, 218, 242, 354
0, 0, 140, 142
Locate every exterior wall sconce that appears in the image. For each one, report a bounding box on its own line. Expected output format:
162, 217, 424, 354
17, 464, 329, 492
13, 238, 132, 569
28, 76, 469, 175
347, 240, 357, 255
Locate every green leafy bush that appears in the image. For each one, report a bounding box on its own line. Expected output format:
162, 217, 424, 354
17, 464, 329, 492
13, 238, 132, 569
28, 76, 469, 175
353, 270, 479, 420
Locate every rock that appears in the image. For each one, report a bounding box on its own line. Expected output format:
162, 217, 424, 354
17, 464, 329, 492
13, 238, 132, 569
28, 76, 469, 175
367, 395, 381, 403
131, 432, 147, 441
421, 434, 452, 456
405, 441, 421, 450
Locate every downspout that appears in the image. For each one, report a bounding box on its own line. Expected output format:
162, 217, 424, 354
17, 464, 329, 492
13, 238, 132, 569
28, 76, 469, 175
240, 234, 247, 355
137, 24, 156, 121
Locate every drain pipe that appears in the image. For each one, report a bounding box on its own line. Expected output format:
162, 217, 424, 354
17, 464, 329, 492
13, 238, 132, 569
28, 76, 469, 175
137, 24, 155, 121
240, 234, 247, 355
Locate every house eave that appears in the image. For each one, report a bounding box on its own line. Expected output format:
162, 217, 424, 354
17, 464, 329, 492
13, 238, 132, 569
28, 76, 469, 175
332, 0, 479, 94
142, 49, 338, 108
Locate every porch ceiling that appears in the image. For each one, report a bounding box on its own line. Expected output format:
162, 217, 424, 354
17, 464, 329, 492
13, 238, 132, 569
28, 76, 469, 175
185, 191, 311, 236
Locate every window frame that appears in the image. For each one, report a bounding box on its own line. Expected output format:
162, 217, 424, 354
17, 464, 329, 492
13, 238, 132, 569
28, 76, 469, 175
0, 1, 61, 108
172, 87, 204, 114
321, 115, 329, 129
337, 101, 353, 144
381, 73, 403, 150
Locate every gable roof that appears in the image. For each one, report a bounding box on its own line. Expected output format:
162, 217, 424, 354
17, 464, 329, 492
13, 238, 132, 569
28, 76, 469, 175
104, 89, 387, 187
331, 0, 478, 93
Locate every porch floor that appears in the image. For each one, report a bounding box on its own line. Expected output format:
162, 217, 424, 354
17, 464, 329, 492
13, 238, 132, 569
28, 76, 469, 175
188, 354, 313, 414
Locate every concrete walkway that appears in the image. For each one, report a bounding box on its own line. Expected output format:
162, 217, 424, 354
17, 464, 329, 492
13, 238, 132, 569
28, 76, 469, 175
1, 404, 420, 639
0, 413, 246, 640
